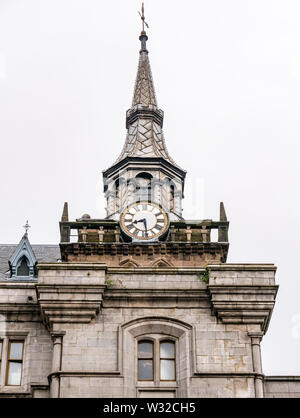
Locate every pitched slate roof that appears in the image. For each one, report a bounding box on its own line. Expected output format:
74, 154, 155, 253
0, 244, 61, 281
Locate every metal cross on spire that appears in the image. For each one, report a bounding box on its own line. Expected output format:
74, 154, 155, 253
23, 220, 31, 236
138, 2, 149, 33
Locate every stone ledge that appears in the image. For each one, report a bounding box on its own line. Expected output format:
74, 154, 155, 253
37, 263, 107, 271
208, 285, 278, 333
265, 376, 300, 381
107, 267, 206, 274
36, 284, 106, 330
192, 372, 264, 378
0, 303, 39, 314
207, 264, 276, 271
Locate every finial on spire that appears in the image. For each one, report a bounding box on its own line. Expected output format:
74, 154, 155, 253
138, 3, 149, 34
23, 220, 30, 237
138, 3, 149, 52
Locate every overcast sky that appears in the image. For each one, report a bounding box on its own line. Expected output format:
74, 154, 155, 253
1, 0, 300, 375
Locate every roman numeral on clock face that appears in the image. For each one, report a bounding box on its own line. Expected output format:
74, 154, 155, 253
126, 223, 135, 231
121, 201, 168, 240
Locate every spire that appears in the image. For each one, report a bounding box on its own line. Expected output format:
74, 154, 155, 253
113, 5, 183, 170
134, 3, 156, 106
131, 32, 157, 107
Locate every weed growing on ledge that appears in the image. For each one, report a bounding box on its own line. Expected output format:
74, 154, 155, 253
198, 267, 210, 283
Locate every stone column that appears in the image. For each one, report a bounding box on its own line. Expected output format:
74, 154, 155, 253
248, 332, 264, 398
174, 190, 182, 217
106, 191, 115, 216
127, 181, 136, 206
50, 331, 65, 398
153, 179, 161, 206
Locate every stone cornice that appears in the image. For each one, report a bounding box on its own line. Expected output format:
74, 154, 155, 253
207, 264, 277, 272
208, 284, 278, 333
36, 262, 107, 271
60, 242, 229, 263
107, 267, 207, 274
0, 303, 39, 314
265, 376, 300, 381
102, 156, 186, 179
192, 372, 265, 379
36, 284, 106, 330
103, 289, 209, 308
0, 283, 37, 289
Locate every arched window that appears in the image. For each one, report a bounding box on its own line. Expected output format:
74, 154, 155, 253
17, 257, 29, 276
160, 341, 176, 381
138, 340, 154, 381
135, 173, 152, 202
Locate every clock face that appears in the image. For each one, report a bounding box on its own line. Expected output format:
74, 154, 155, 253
120, 202, 169, 241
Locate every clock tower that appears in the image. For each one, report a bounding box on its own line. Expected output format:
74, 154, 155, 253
102, 29, 186, 224
58, 23, 230, 264
33, 7, 279, 399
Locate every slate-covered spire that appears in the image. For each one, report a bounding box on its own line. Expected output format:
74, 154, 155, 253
131, 32, 157, 107
114, 28, 182, 169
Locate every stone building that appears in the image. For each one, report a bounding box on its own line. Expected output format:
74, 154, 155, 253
0, 25, 299, 398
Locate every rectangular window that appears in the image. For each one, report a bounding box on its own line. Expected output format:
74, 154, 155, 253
138, 341, 154, 381
160, 341, 175, 381
6, 341, 24, 386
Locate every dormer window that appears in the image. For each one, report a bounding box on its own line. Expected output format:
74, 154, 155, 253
17, 257, 30, 277
9, 233, 37, 280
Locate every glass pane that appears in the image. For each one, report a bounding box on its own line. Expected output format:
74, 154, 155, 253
138, 342, 153, 358
160, 342, 174, 359
161, 359, 175, 380
9, 342, 23, 360
138, 360, 153, 380
7, 362, 22, 385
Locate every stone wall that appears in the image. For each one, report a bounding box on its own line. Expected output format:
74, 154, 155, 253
0, 283, 52, 398
0, 263, 285, 398
264, 377, 300, 398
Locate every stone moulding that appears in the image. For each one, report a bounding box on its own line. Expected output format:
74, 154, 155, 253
36, 263, 107, 330
36, 284, 106, 330
207, 264, 278, 333
59, 242, 229, 265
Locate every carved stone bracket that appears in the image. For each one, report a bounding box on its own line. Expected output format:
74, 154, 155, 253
207, 264, 278, 333
36, 263, 107, 331
36, 284, 105, 330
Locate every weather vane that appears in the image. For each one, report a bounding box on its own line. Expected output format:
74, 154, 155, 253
138, 3, 149, 33
23, 220, 31, 236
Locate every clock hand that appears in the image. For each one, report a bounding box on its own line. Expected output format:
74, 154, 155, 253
133, 218, 146, 225
143, 218, 147, 230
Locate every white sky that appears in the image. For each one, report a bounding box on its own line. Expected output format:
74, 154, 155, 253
0, 0, 300, 375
